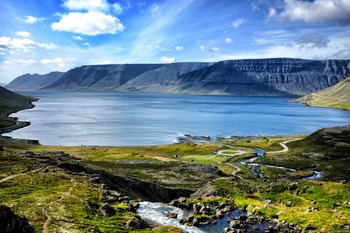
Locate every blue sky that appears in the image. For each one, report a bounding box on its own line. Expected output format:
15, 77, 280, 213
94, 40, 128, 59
1, 0, 350, 83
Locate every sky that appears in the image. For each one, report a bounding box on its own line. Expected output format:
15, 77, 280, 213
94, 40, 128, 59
1, 0, 350, 84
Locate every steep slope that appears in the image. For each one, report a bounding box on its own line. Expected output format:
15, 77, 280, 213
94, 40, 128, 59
0, 86, 37, 130
293, 76, 350, 110
148, 58, 349, 95
5, 72, 64, 90
43, 58, 350, 96
116, 62, 211, 92
45, 64, 164, 90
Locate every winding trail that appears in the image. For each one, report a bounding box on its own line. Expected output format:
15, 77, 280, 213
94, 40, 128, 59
213, 137, 324, 181
266, 138, 303, 154
0, 167, 46, 183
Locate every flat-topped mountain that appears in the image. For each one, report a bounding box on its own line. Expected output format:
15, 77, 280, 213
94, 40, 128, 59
9, 58, 350, 96
5, 72, 64, 90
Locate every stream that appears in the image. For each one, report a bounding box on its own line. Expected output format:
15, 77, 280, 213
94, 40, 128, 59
137, 202, 274, 233
137, 142, 325, 232
240, 148, 324, 181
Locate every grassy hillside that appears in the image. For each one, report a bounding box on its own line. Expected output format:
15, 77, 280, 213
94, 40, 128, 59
0, 86, 37, 129
293, 77, 350, 110
0, 125, 349, 232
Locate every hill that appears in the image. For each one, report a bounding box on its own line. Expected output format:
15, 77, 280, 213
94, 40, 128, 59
5, 72, 64, 90
0, 86, 37, 132
293, 76, 350, 110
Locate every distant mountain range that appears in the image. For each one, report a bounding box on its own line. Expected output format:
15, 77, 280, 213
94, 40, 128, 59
6, 58, 350, 96
5, 72, 64, 90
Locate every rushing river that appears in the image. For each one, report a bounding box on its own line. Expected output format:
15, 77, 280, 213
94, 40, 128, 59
5, 90, 350, 146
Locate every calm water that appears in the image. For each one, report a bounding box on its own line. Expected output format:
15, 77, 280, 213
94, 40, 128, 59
5, 90, 350, 146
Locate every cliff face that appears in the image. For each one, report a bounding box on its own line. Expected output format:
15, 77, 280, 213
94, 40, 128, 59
5, 72, 64, 90
142, 58, 350, 95
10, 58, 350, 96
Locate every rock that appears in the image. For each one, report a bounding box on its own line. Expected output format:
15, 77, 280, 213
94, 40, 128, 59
286, 182, 299, 190
90, 226, 101, 233
286, 201, 294, 207
125, 215, 149, 229
215, 210, 225, 218
304, 224, 316, 230
166, 212, 178, 219
128, 201, 140, 212
100, 203, 116, 217
191, 183, 218, 198
0, 205, 35, 233
229, 220, 241, 229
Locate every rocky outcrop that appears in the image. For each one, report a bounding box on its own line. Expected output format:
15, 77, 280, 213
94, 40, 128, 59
39, 58, 350, 96
5, 72, 63, 90
0, 206, 35, 233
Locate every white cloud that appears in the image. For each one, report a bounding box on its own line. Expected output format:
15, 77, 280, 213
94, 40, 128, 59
18, 59, 36, 66
83, 42, 90, 46
175, 45, 184, 51
112, 3, 123, 14
225, 37, 233, 43
95, 59, 114, 64
0, 36, 57, 51
40, 57, 64, 64
0, 37, 35, 50
63, 0, 109, 12
15, 31, 31, 38
24, 16, 45, 24
37, 42, 58, 50
72, 35, 84, 40
150, 4, 161, 14
161, 56, 176, 63
272, 0, 350, 24
51, 11, 124, 36
200, 45, 220, 52
267, 8, 277, 20
295, 34, 330, 49
232, 18, 246, 29
210, 47, 220, 52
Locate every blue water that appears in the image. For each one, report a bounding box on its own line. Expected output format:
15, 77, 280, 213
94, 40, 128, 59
5, 90, 350, 146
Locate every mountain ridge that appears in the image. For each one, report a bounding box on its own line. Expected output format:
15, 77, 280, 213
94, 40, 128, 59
7, 58, 350, 96
5, 71, 64, 90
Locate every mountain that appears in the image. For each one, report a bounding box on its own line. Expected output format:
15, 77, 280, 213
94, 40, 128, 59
292, 76, 350, 110
5, 71, 64, 90
44, 58, 350, 96
44, 64, 165, 90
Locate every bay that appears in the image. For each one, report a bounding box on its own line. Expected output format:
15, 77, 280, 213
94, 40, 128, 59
5, 90, 350, 146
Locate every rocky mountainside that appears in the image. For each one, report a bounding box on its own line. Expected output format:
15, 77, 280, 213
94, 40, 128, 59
8, 58, 350, 96
293, 76, 350, 110
44, 64, 164, 90
5, 72, 64, 90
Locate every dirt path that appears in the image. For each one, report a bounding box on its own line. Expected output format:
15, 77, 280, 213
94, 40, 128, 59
266, 138, 303, 154
0, 167, 45, 183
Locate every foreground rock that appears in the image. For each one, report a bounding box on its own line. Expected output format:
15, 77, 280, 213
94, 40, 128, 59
0, 206, 35, 233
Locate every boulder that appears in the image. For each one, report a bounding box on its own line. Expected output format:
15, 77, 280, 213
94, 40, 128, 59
0, 205, 35, 233
100, 203, 116, 217
125, 215, 149, 229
